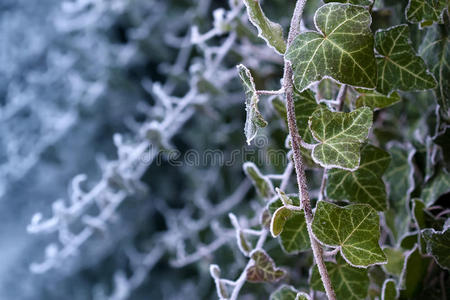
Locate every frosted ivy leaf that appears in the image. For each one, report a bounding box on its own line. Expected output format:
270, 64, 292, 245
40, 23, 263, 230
406, 0, 448, 25
317, 78, 339, 100
355, 89, 401, 110
382, 247, 405, 276
242, 0, 286, 54
324, 0, 373, 6
421, 167, 450, 207
237, 64, 268, 145
419, 24, 449, 116
310, 255, 369, 299
422, 227, 450, 270
308, 107, 373, 170
381, 279, 398, 300
384, 144, 415, 240
243, 162, 274, 200
270, 285, 311, 300
375, 25, 437, 95
286, 3, 377, 92
271, 89, 319, 144
270, 286, 297, 300
412, 198, 445, 251
400, 246, 432, 299
271, 206, 293, 237
268, 197, 310, 254
326, 144, 390, 211
312, 201, 387, 267
246, 250, 285, 283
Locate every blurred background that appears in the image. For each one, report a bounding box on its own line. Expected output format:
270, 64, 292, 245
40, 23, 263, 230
0, 0, 298, 299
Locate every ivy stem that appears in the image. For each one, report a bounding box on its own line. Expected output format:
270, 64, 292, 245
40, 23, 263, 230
256, 89, 284, 95
282, 0, 336, 299
337, 84, 347, 111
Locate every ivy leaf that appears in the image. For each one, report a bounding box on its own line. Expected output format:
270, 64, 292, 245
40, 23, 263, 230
355, 89, 401, 110
421, 169, 450, 206
309, 107, 373, 170
384, 144, 415, 240
422, 227, 450, 270
419, 24, 450, 117
243, 162, 274, 200
272, 89, 319, 144
412, 198, 445, 236
270, 285, 311, 300
268, 197, 310, 254
406, 0, 448, 25
317, 78, 339, 101
271, 207, 293, 237
382, 247, 405, 276
382, 279, 398, 300
242, 0, 286, 54
286, 3, 377, 92
210, 265, 230, 299
237, 230, 252, 256
310, 255, 370, 299
400, 246, 432, 299
326, 144, 390, 211
323, 0, 373, 6
312, 201, 386, 267
375, 25, 437, 95
270, 285, 297, 300
246, 250, 286, 283
237, 64, 268, 145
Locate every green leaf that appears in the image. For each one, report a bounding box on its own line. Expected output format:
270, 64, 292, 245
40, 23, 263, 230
421, 169, 450, 206
317, 78, 339, 100
279, 213, 310, 254
270, 285, 297, 300
271, 207, 293, 237
268, 197, 310, 254
375, 25, 437, 95
310, 255, 370, 299
270, 285, 311, 300
286, 3, 377, 92
242, 0, 286, 54
400, 246, 432, 299
382, 247, 405, 276
246, 250, 286, 283
422, 227, 450, 270
272, 89, 319, 144
237, 64, 268, 145
309, 107, 373, 170
243, 162, 274, 200
355, 89, 401, 110
412, 198, 445, 231
381, 279, 398, 300
312, 201, 387, 267
400, 232, 419, 250
324, 0, 373, 6
384, 144, 415, 240
419, 24, 450, 117
406, 0, 448, 25
326, 144, 390, 211
237, 230, 252, 256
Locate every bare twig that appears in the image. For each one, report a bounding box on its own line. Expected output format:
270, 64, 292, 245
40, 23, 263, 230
282, 0, 336, 299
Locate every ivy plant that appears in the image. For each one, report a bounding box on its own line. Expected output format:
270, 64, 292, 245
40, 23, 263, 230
213, 0, 450, 299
